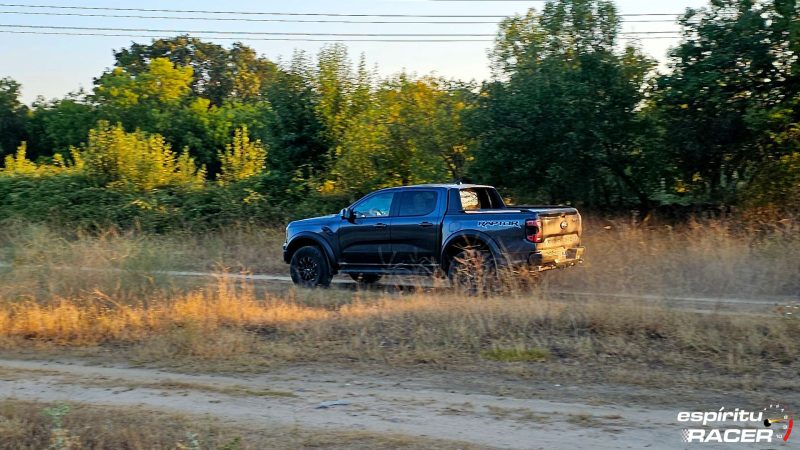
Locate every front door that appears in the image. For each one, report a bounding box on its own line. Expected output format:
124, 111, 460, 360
338, 191, 396, 265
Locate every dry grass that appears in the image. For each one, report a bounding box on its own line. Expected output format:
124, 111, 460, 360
0, 218, 798, 387
2, 217, 798, 302
0, 400, 478, 450
0, 224, 285, 302
544, 216, 800, 298
0, 276, 796, 385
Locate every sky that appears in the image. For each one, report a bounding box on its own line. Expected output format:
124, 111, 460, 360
0, 0, 708, 104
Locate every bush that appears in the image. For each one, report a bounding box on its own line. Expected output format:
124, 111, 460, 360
0, 174, 291, 232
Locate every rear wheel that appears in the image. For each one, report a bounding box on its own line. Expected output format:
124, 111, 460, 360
447, 248, 497, 294
290, 246, 332, 288
349, 273, 382, 285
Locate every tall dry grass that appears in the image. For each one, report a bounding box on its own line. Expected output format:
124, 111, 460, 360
0, 223, 285, 302
2, 217, 797, 303
0, 218, 797, 385
545, 216, 800, 298
0, 276, 796, 381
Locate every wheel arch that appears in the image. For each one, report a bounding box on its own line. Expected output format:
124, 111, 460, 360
285, 232, 338, 272
440, 231, 505, 273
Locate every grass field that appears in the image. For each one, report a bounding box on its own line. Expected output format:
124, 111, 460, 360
0, 217, 798, 389
0, 217, 798, 447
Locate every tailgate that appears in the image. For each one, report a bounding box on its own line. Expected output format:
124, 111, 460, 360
537, 210, 582, 250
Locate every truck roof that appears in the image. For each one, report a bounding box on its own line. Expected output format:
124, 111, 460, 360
378, 183, 494, 191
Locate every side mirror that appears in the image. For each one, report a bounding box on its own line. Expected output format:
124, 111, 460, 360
340, 208, 353, 220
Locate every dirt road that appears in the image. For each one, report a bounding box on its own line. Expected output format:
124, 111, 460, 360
0, 358, 723, 450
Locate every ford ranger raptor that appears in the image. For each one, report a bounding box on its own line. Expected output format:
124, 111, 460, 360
283, 184, 584, 288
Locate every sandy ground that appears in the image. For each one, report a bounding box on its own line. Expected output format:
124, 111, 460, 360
0, 358, 762, 450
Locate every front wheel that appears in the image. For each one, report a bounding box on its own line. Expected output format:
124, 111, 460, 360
290, 246, 332, 288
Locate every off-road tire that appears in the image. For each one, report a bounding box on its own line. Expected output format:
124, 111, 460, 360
290, 246, 333, 288
447, 248, 497, 295
349, 273, 382, 285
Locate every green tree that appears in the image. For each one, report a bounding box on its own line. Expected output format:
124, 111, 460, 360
0, 77, 29, 158
263, 50, 329, 188
25, 91, 97, 159
316, 44, 354, 152
113, 36, 279, 106
330, 73, 475, 195
655, 0, 799, 204
469, 0, 659, 210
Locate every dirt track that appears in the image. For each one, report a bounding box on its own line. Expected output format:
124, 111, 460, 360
0, 358, 745, 449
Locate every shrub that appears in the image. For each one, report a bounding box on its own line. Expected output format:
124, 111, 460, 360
217, 126, 267, 185
79, 121, 205, 192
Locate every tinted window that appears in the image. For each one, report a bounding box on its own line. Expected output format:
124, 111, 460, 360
397, 191, 437, 217
353, 192, 394, 218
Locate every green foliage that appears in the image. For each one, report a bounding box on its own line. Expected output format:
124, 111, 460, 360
655, 0, 799, 203
113, 36, 279, 106
1, 0, 799, 228
0, 77, 28, 157
79, 121, 205, 191
471, 0, 659, 209
331, 74, 475, 195
25, 92, 97, 159
217, 126, 268, 184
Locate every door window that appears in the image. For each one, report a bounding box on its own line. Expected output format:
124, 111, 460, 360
353, 192, 395, 218
397, 191, 438, 217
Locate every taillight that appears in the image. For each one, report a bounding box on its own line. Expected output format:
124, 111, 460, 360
525, 219, 543, 243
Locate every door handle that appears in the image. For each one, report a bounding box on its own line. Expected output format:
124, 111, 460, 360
419, 222, 434, 228
374, 223, 388, 229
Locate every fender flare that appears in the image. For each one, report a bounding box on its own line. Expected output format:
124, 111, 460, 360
285, 232, 338, 270
440, 230, 507, 270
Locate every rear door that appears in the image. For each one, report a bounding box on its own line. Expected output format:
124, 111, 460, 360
338, 191, 396, 265
391, 190, 441, 265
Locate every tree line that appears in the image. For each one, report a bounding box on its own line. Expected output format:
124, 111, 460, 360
0, 0, 798, 229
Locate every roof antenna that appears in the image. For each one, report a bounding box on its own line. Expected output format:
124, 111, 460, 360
454, 177, 473, 185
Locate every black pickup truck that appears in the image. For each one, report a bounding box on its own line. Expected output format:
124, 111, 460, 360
283, 184, 584, 288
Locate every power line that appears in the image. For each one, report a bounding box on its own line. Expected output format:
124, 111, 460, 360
0, 28, 683, 42
0, 9, 681, 24
0, 3, 684, 19
0, 23, 682, 37
0, 29, 495, 42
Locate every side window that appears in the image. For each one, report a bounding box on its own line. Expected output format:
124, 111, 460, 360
397, 191, 438, 217
459, 188, 501, 210
460, 189, 481, 211
353, 192, 395, 218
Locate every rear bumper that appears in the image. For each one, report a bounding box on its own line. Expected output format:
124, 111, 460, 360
528, 246, 585, 271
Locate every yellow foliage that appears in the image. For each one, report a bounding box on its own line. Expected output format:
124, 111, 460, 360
94, 58, 193, 107
79, 121, 206, 191
217, 126, 268, 184
2, 143, 38, 176
1, 143, 81, 177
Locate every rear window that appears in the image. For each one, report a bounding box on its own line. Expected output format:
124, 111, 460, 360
459, 188, 502, 210
397, 191, 437, 216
